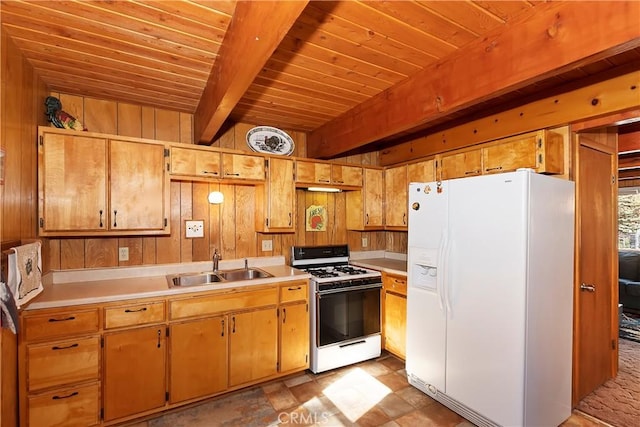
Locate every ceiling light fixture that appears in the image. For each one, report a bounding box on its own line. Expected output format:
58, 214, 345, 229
208, 191, 224, 204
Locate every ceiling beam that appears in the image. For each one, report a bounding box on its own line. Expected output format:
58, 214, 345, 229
194, 1, 309, 144
307, 1, 640, 159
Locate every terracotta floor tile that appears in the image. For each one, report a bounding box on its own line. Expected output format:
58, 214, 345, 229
358, 360, 393, 377
416, 401, 467, 427
353, 406, 392, 427
288, 380, 324, 404
376, 393, 416, 419
283, 372, 314, 388
376, 372, 410, 391
379, 355, 405, 372
395, 385, 437, 409
261, 380, 286, 394
265, 386, 300, 411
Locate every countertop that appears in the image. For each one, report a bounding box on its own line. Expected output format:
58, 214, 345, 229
28, 257, 310, 310
350, 252, 407, 276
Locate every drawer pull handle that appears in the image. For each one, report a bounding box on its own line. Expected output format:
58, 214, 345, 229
52, 343, 79, 351
52, 391, 79, 400
124, 307, 148, 313
283, 308, 287, 323
202, 170, 219, 175
48, 316, 76, 322
287, 286, 302, 291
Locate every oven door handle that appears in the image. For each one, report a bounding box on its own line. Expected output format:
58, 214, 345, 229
316, 284, 382, 296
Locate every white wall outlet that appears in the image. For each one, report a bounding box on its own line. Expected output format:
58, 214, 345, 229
261, 239, 273, 251
362, 237, 368, 248
185, 220, 204, 238
118, 247, 129, 262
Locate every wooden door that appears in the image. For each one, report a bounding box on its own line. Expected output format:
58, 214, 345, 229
407, 159, 435, 182
103, 326, 166, 421
169, 316, 227, 403
279, 303, 309, 373
384, 165, 408, 228
39, 132, 107, 232
439, 150, 482, 180
221, 153, 264, 180
363, 168, 384, 227
170, 145, 220, 179
295, 160, 330, 185
384, 292, 407, 359
482, 137, 537, 174
228, 308, 277, 387
332, 164, 362, 187
573, 133, 617, 404
109, 139, 167, 231
267, 158, 294, 229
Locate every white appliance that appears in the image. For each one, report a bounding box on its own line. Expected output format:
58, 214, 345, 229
406, 169, 575, 427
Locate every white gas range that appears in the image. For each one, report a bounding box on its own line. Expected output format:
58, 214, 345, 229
291, 244, 382, 373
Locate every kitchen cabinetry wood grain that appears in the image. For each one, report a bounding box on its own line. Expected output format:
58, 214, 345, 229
38, 127, 169, 236
28, 382, 100, 427
385, 159, 435, 230
103, 325, 167, 421
295, 160, 332, 185
169, 144, 221, 180
256, 157, 295, 232
439, 150, 482, 180
169, 316, 228, 404
346, 167, 384, 230
229, 307, 278, 387
279, 282, 309, 373
331, 164, 362, 187
221, 152, 265, 181
382, 272, 407, 359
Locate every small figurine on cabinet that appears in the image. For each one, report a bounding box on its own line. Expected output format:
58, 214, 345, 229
44, 96, 87, 131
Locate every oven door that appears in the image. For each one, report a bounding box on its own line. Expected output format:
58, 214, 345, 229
316, 285, 381, 347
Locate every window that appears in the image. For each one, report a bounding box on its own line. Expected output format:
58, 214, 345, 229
619, 186, 640, 249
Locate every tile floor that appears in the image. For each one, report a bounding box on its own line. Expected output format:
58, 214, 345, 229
126, 352, 611, 427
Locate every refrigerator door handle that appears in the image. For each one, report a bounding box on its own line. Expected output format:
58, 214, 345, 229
437, 229, 448, 311
443, 234, 453, 316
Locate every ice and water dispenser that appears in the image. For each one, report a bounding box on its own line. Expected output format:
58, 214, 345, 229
408, 248, 438, 291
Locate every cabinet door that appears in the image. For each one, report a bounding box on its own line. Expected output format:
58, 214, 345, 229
103, 326, 166, 421
384, 165, 408, 228
439, 150, 482, 180
364, 168, 384, 227
109, 139, 167, 231
265, 157, 294, 230
221, 153, 265, 181
229, 308, 277, 387
169, 316, 227, 403
295, 160, 331, 185
332, 164, 362, 187
170, 145, 221, 179
39, 132, 107, 232
407, 159, 435, 183
279, 303, 309, 373
384, 292, 407, 359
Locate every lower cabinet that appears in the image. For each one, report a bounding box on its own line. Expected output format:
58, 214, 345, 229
28, 381, 101, 427
279, 302, 309, 373
229, 307, 278, 387
103, 326, 167, 421
169, 316, 228, 404
382, 273, 407, 359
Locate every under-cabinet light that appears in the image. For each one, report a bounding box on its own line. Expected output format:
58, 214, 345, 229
306, 187, 342, 193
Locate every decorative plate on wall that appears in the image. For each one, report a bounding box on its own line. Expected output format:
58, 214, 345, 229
246, 126, 295, 156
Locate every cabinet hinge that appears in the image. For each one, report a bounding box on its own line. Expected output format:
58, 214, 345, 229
265, 218, 269, 227
306, 303, 308, 313
538, 154, 543, 164
538, 138, 542, 148
100, 408, 104, 420
306, 354, 308, 363
166, 327, 170, 337
612, 175, 616, 185
101, 337, 104, 348
276, 361, 279, 371
612, 339, 617, 350
166, 163, 170, 172
39, 218, 44, 228
164, 148, 170, 157
276, 308, 279, 317
166, 391, 169, 402
39, 135, 44, 146
164, 218, 168, 227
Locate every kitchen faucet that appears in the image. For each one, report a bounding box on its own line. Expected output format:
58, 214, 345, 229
212, 249, 221, 272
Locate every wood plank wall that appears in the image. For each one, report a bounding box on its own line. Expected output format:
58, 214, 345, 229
40, 94, 402, 270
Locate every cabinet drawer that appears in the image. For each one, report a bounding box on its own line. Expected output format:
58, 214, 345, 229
28, 381, 101, 427
104, 301, 166, 329
28, 336, 100, 391
24, 309, 99, 342
384, 275, 407, 296
279, 282, 308, 304
170, 287, 278, 320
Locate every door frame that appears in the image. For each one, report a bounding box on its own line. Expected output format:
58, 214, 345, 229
570, 109, 640, 405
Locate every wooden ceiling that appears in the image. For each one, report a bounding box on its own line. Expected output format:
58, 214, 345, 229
1, 1, 639, 158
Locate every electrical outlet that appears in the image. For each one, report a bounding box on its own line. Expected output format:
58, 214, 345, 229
185, 220, 204, 238
362, 237, 368, 248
261, 239, 273, 251
118, 247, 129, 262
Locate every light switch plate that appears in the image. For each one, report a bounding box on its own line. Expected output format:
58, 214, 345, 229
185, 220, 204, 238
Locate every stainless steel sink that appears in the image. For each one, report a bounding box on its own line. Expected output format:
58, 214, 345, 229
167, 268, 272, 287
167, 272, 224, 287
216, 268, 273, 281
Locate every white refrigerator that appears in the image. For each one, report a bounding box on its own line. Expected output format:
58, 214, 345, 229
406, 169, 575, 427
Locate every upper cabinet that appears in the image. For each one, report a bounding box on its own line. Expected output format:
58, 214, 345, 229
170, 144, 221, 180
221, 152, 265, 182
384, 159, 434, 230
295, 160, 362, 189
38, 127, 169, 236
346, 167, 384, 230
437, 129, 564, 180
256, 157, 295, 233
